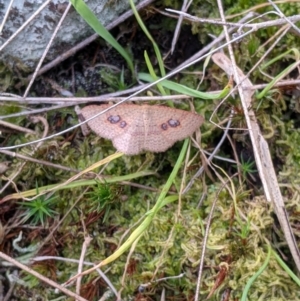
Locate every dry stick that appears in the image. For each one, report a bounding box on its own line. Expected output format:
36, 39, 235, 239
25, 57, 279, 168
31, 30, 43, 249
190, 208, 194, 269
166, 9, 300, 31
0, 251, 88, 301
208, 25, 291, 186
0, 83, 151, 106
170, 0, 192, 54
31, 256, 95, 266
21, 0, 155, 82
194, 182, 226, 301
138, 273, 185, 292
268, 0, 300, 34
0, 116, 49, 195
32, 249, 118, 296
0, 0, 52, 52
250, 78, 300, 89
1, 104, 76, 119
76, 236, 93, 296
183, 112, 233, 194
3, 78, 300, 106
209, 25, 291, 131
173, 13, 255, 73
0, 92, 20, 98
0, 120, 36, 134
0, 0, 14, 34
216, 4, 300, 274
0, 150, 80, 173
118, 236, 142, 298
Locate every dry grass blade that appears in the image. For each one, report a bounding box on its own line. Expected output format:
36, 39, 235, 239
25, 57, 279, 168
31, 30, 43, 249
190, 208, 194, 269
212, 51, 300, 272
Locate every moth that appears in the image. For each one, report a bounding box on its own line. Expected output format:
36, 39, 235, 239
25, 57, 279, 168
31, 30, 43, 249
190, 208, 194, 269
80, 104, 204, 155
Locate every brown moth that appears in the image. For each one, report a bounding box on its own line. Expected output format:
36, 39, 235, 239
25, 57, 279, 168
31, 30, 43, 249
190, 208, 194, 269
80, 104, 204, 155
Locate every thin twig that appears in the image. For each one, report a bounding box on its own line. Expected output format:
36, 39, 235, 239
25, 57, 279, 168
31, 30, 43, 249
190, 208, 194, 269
23, 2, 72, 97
0, 0, 14, 34
268, 0, 300, 34
0, 120, 36, 134
0, 251, 88, 301
0, 1, 52, 52
183, 112, 233, 194
1, 77, 299, 108
166, 9, 300, 31
171, 0, 192, 54
0, 116, 49, 195
0, 150, 80, 173
76, 235, 92, 296
0, 94, 192, 106
194, 182, 226, 301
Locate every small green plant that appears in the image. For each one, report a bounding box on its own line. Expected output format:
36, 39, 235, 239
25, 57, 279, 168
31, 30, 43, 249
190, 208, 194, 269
18, 182, 58, 227
100, 66, 129, 91
87, 181, 119, 222
236, 156, 257, 181
235, 216, 251, 240
117, 67, 128, 90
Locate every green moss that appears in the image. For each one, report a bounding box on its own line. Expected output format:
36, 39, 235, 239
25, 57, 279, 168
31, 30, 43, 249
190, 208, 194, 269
2, 1, 300, 299
0, 103, 23, 123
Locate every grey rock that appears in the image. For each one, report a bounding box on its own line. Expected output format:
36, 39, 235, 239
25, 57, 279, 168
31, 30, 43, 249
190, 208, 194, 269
0, 0, 139, 71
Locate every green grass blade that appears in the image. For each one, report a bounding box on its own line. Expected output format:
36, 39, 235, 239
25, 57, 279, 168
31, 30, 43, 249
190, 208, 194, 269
257, 48, 300, 99
139, 72, 231, 99
70, 0, 134, 74
272, 249, 300, 286
241, 245, 271, 301
257, 61, 300, 99
2, 170, 155, 201
98, 139, 189, 266
128, 0, 166, 78
144, 50, 168, 98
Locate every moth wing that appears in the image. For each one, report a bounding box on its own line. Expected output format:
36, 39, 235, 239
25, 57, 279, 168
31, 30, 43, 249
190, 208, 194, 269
81, 104, 134, 140
112, 131, 145, 155
143, 106, 204, 152
81, 104, 204, 154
